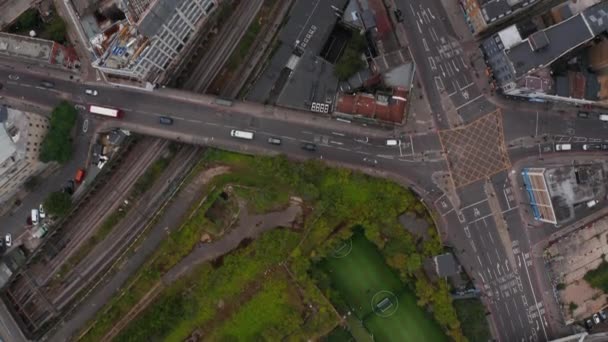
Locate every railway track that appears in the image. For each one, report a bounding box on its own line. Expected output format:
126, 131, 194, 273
34, 139, 168, 286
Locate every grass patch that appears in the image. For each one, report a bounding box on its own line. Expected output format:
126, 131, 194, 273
320, 232, 447, 342
584, 260, 608, 293
454, 298, 491, 342
232, 185, 290, 214
113, 230, 306, 341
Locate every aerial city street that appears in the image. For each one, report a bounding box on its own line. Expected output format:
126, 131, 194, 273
0, 0, 606, 341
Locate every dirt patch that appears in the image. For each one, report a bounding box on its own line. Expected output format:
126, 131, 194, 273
546, 218, 608, 322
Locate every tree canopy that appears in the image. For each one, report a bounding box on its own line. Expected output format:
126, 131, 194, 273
39, 102, 77, 163
44, 191, 72, 217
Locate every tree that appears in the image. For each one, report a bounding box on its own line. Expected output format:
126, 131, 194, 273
334, 32, 367, 81
15, 9, 39, 31
45, 16, 67, 44
39, 102, 77, 163
24, 176, 40, 192
44, 191, 72, 217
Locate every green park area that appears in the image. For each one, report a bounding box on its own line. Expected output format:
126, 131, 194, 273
584, 260, 608, 293
319, 232, 447, 342
78, 150, 467, 341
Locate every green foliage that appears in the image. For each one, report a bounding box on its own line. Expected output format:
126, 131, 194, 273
209, 277, 302, 340
39, 102, 77, 163
43, 191, 71, 217
569, 302, 578, 313
14, 9, 39, 31
43, 16, 67, 44
24, 176, 39, 192
131, 154, 172, 197
113, 230, 301, 342
454, 299, 491, 342
556, 282, 566, 291
584, 260, 608, 293
334, 32, 367, 81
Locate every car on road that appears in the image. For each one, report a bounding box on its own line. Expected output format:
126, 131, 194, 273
74, 168, 86, 183
583, 144, 601, 151
267, 137, 282, 145
594, 313, 601, 324
386, 139, 401, 146
74, 104, 86, 111
85, 89, 98, 96
578, 111, 590, 119
4, 234, 11, 247
555, 143, 572, 151
40, 81, 55, 88
602, 144, 608, 151
599, 310, 607, 321
39, 204, 45, 219
363, 157, 378, 166
8, 74, 19, 81
230, 130, 254, 140
159, 116, 173, 125
301, 143, 317, 152
600, 114, 608, 122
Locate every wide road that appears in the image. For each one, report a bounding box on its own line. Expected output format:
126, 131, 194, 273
0, 57, 605, 341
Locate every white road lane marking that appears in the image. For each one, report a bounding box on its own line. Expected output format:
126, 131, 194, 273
186, 119, 203, 123
428, 56, 436, 70
329, 140, 343, 145
455, 93, 484, 111
331, 132, 345, 136
422, 38, 430, 52
416, 21, 422, 33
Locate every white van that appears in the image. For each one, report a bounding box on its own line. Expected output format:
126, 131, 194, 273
386, 139, 401, 146
555, 144, 572, 151
230, 130, 254, 140
31, 209, 39, 225
600, 114, 608, 122
587, 199, 599, 208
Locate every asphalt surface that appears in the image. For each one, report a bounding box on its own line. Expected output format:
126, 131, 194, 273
0, 31, 607, 341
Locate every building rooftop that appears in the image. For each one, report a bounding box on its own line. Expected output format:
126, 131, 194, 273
523, 165, 606, 224
335, 87, 408, 123
505, 13, 593, 78
382, 62, 415, 89
482, 0, 512, 23
583, 0, 608, 36
434, 253, 459, 278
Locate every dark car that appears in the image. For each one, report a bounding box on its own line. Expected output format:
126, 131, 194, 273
63, 180, 75, 195
577, 111, 590, 119
159, 116, 173, 125
585, 318, 594, 330
301, 143, 317, 152
602, 144, 608, 151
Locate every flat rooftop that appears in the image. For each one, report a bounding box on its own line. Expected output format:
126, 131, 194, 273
506, 13, 593, 78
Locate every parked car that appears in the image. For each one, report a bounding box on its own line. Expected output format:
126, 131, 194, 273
594, 313, 601, 324
31, 209, 39, 225
587, 200, 599, 208
63, 180, 75, 195
267, 137, 282, 145
4, 234, 11, 247
301, 143, 317, 152
555, 144, 572, 151
599, 310, 607, 321
585, 318, 594, 329
39, 204, 46, 219
8, 74, 19, 81
602, 144, 608, 151
363, 157, 378, 166
85, 89, 98, 96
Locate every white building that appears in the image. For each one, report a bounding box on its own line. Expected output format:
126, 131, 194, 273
0, 109, 49, 204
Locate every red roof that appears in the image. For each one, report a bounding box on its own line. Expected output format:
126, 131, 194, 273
336, 87, 408, 124
369, 0, 393, 39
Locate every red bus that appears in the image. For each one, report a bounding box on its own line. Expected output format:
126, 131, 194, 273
89, 105, 122, 118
